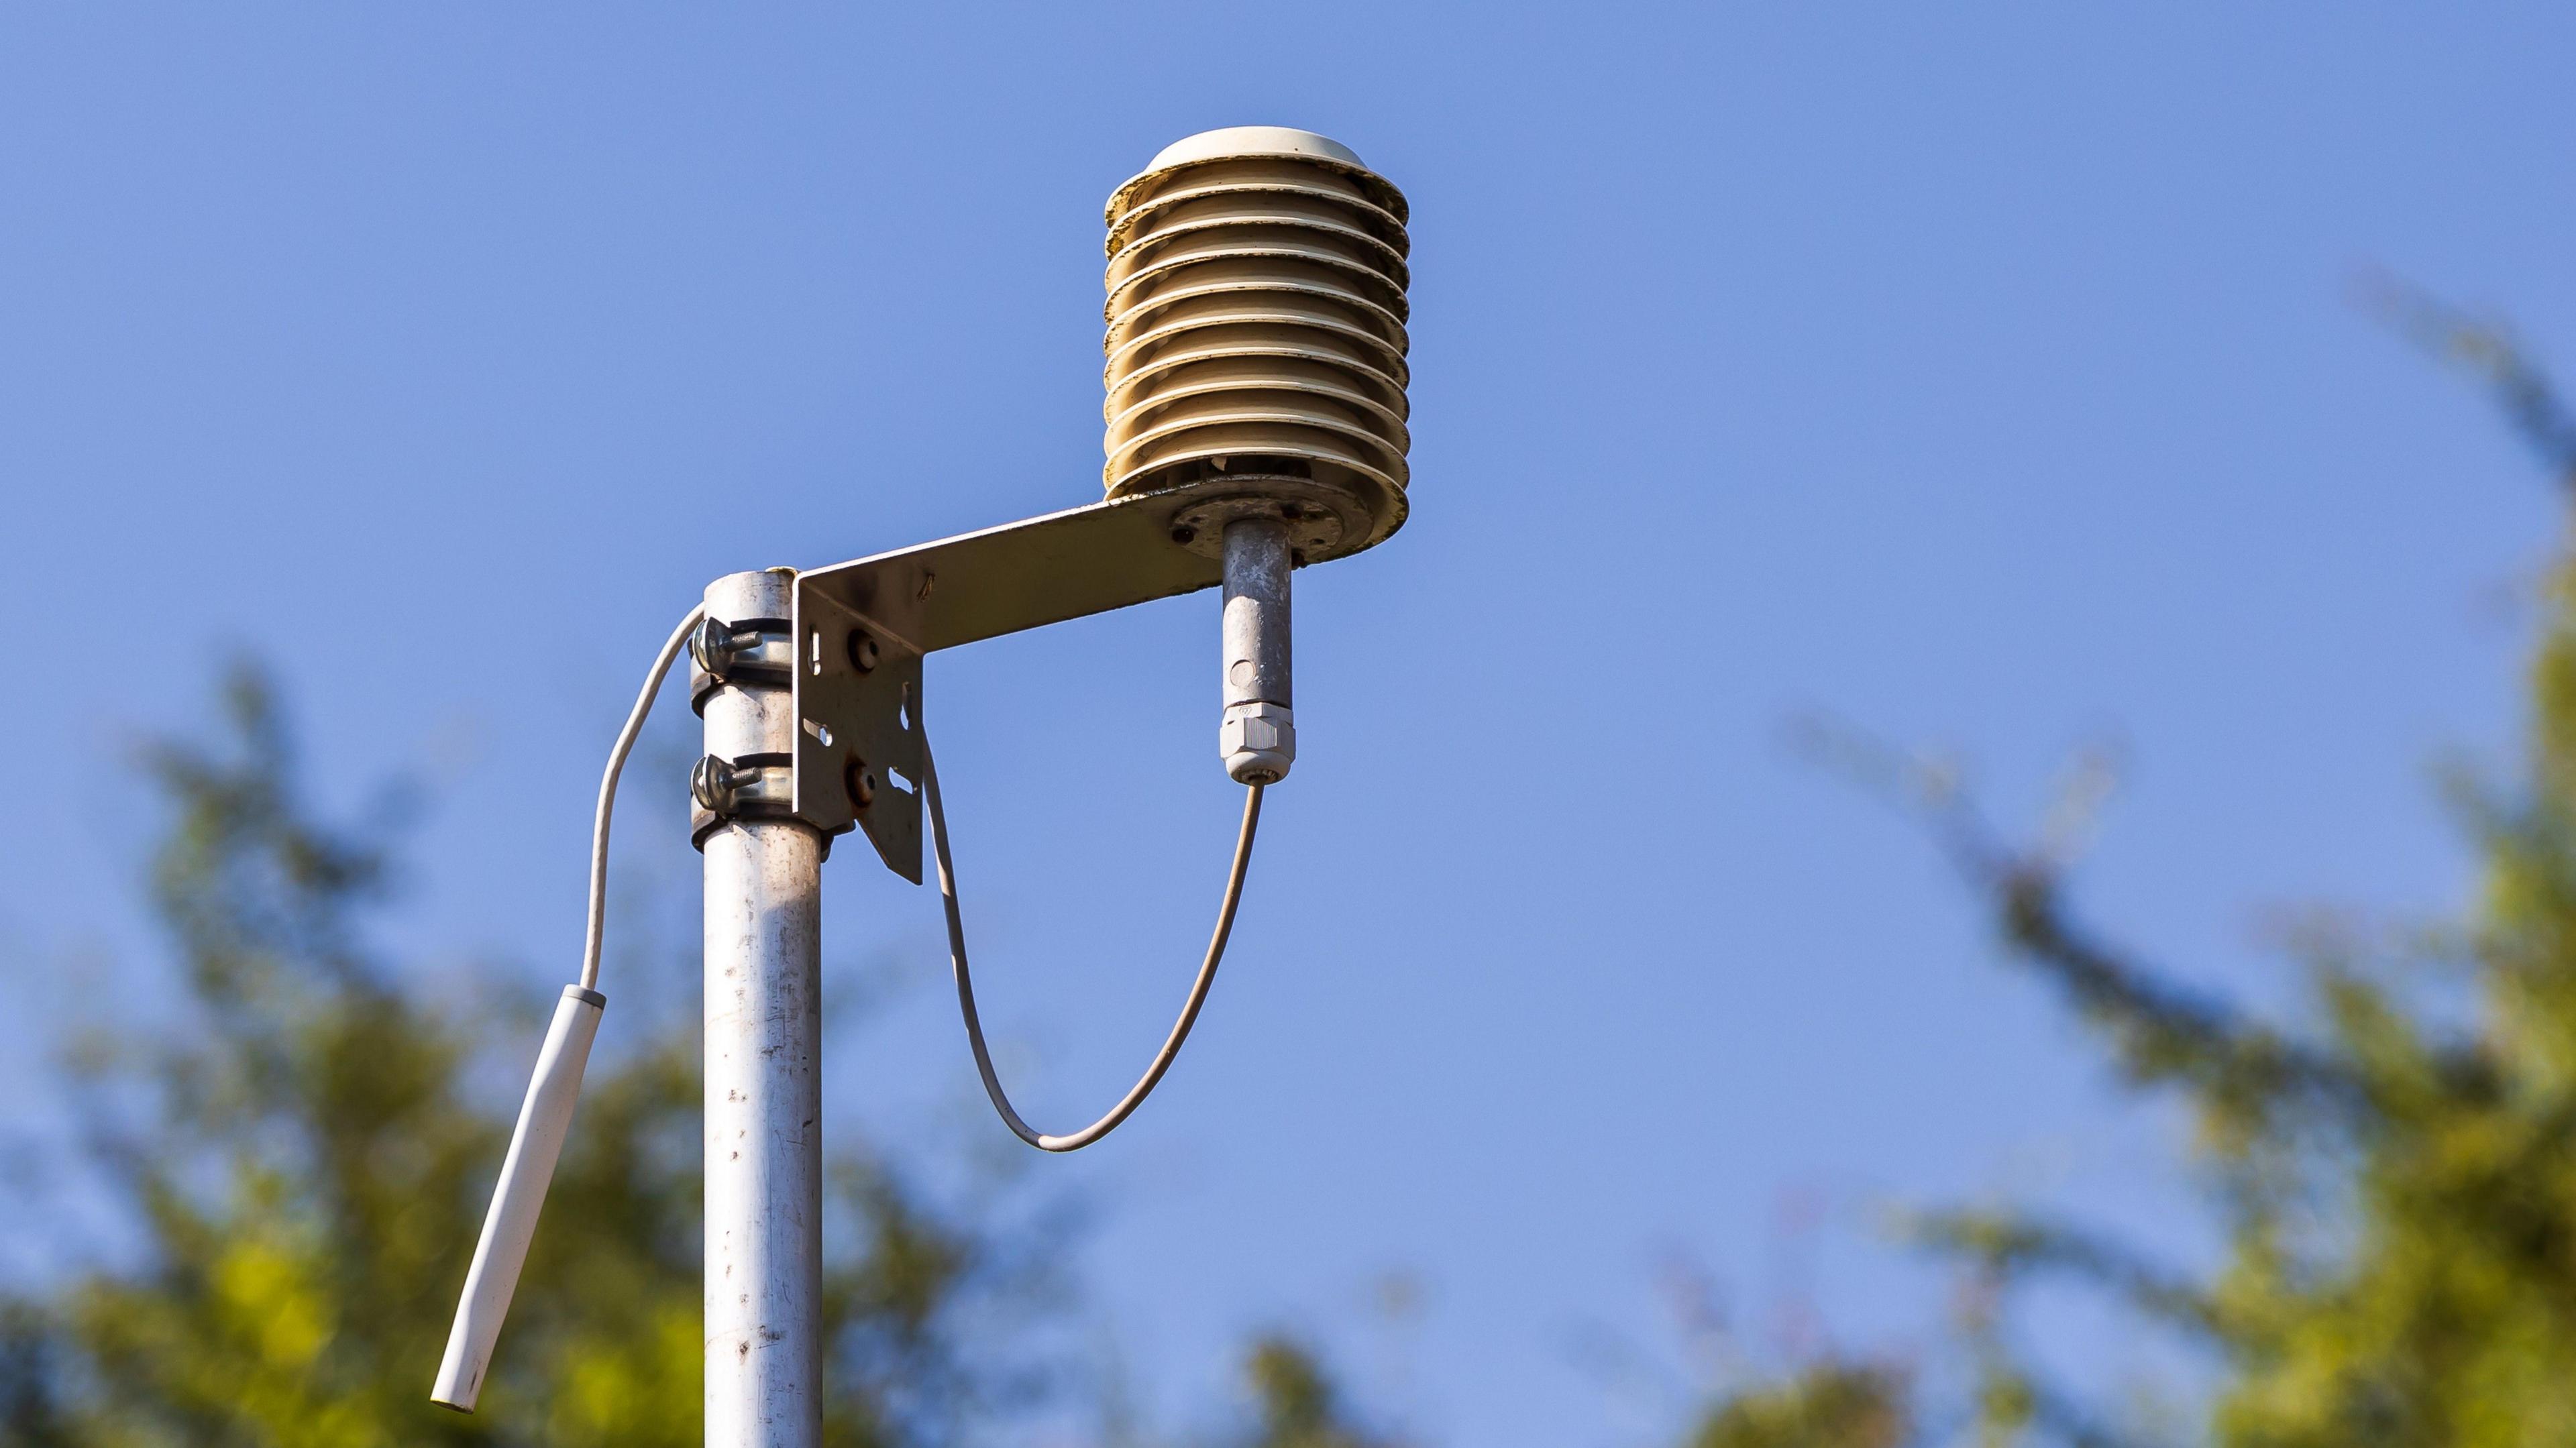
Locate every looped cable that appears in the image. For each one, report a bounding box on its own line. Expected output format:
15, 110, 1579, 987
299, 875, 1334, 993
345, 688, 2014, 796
916, 686, 1264, 1151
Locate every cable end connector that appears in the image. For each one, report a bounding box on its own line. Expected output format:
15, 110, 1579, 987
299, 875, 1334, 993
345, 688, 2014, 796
1222, 701, 1294, 784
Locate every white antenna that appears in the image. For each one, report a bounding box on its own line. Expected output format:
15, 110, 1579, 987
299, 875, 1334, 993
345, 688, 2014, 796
429, 985, 604, 1411
433, 129, 1411, 1445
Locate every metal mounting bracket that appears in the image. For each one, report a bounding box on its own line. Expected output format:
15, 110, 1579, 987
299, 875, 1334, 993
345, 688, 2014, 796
791, 587, 926, 880
789, 477, 1371, 881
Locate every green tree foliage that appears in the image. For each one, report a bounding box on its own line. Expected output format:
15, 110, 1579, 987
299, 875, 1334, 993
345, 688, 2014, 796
0, 669, 1061, 1447
1697, 299, 2576, 1447
1684, 1365, 1907, 1448
1230, 1335, 1403, 1448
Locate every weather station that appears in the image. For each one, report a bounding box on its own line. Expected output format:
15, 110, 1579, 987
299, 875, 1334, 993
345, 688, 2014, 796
427, 125, 1413, 1447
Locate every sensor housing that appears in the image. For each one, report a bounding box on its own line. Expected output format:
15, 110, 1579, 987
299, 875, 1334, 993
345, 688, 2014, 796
1103, 126, 1411, 782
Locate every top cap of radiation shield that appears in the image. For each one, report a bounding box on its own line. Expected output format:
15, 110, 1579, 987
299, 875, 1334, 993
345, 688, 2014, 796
1106, 126, 1409, 228
1151, 125, 1363, 172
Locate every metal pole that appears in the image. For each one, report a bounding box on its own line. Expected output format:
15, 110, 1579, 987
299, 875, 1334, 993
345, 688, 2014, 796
699, 569, 824, 1448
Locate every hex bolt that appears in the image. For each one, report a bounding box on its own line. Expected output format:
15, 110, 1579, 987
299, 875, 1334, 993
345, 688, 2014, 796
845, 757, 876, 810
847, 630, 880, 673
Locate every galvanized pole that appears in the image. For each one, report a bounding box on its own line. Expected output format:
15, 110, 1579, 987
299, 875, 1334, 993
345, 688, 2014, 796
698, 569, 824, 1448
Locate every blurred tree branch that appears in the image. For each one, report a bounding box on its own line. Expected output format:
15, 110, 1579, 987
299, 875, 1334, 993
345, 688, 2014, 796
2356, 271, 2576, 487
1721, 284, 2576, 1447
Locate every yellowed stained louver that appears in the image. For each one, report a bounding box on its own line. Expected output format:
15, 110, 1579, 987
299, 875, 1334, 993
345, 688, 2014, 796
1103, 127, 1411, 553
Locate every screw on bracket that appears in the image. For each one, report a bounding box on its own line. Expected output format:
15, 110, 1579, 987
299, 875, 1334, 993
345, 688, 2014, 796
690, 616, 794, 684
691, 755, 747, 814
691, 754, 794, 822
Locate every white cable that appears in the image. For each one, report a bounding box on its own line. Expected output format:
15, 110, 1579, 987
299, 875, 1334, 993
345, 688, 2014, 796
569, 605, 1252, 1150
580, 604, 706, 992
916, 685, 1264, 1152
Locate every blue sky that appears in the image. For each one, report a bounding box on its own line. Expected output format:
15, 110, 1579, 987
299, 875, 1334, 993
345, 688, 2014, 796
3, 4, 2573, 1443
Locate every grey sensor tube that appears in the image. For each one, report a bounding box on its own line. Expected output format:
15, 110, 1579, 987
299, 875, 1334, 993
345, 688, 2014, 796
1220, 516, 1293, 784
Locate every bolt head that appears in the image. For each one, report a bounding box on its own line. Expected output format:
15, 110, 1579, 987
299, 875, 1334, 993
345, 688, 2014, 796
691, 755, 735, 812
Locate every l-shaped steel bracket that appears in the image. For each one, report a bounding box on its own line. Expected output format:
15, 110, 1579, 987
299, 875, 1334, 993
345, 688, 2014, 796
791, 474, 1375, 880
789, 489, 1219, 881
